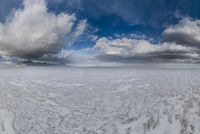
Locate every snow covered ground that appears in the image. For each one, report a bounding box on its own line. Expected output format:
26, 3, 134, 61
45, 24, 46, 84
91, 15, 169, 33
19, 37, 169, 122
0, 66, 200, 134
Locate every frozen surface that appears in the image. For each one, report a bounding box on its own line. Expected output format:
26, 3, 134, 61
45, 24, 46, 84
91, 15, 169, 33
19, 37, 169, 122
0, 66, 200, 134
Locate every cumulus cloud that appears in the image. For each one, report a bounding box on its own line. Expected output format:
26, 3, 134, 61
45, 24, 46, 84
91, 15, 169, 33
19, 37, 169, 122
162, 18, 200, 48
1, 0, 200, 65
94, 37, 200, 63
0, 0, 81, 58
92, 17, 200, 63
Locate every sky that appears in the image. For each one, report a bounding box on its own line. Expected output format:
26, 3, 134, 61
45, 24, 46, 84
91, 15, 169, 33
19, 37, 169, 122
0, 0, 200, 66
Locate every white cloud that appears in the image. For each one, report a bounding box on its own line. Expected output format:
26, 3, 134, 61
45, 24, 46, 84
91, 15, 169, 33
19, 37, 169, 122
95, 37, 156, 56
93, 17, 200, 63
1, 2, 200, 66
65, 19, 87, 46
162, 17, 200, 48
94, 37, 199, 62
74, 20, 87, 39
0, 0, 78, 58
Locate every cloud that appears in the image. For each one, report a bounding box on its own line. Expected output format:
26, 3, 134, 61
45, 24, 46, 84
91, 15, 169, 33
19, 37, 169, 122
162, 17, 200, 48
94, 37, 200, 63
0, 0, 80, 58
65, 19, 87, 46
92, 17, 200, 63
30, 0, 200, 28
1, 0, 200, 65
74, 20, 87, 38
80, 0, 182, 27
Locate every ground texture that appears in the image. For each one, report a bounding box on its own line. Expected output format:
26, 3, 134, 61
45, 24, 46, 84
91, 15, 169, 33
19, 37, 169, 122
0, 67, 200, 134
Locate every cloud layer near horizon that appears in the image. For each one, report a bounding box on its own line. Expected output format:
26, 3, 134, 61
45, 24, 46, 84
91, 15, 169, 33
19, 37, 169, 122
1, 0, 200, 65
94, 37, 199, 63
94, 18, 200, 63
0, 0, 85, 59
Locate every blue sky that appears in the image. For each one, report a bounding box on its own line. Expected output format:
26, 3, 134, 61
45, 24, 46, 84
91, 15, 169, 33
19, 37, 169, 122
50, 0, 200, 37
0, 0, 200, 65
1, 0, 199, 41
